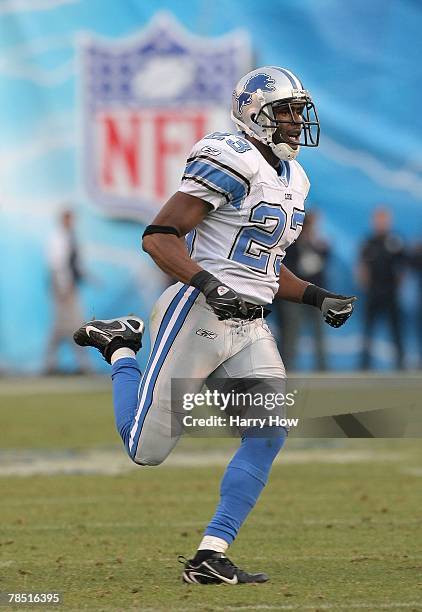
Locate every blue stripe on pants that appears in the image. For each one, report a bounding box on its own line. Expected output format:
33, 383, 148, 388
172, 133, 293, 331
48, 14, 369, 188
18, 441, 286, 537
129, 285, 199, 458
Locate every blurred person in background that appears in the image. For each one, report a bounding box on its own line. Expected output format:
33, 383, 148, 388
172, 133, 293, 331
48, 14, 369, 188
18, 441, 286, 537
409, 239, 422, 368
357, 207, 405, 370
274, 209, 331, 370
44, 208, 91, 375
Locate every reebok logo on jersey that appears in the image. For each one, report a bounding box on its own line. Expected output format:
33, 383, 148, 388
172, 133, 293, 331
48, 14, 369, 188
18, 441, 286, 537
201, 146, 221, 156
285, 193, 292, 200
196, 328, 218, 340
217, 286, 230, 296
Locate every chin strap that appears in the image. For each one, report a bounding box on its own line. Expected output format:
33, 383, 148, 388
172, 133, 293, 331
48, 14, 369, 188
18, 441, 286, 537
269, 140, 300, 161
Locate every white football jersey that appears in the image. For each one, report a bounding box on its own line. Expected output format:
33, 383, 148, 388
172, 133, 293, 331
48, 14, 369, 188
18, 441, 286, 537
178, 132, 310, 305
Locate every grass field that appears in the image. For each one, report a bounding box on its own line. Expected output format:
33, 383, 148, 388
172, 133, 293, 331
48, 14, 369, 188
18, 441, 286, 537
0, 377, 421, 611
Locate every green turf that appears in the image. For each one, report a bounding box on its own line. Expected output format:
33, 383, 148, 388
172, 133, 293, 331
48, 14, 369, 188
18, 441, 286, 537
0, 384, 421, 611
0, 391, 117, 450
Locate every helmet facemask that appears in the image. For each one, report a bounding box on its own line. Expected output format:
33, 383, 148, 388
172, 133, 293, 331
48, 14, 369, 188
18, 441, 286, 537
252, 95, 320, 161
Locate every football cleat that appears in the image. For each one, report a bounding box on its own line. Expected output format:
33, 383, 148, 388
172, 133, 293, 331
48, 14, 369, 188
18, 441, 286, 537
73, 316, 145, 364
179, 553, 269, 585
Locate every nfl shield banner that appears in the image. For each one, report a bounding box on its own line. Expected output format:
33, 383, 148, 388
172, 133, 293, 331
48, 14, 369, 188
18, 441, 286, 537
80, 13, 251, 222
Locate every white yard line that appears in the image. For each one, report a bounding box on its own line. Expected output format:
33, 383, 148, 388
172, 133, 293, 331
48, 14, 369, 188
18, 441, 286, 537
0, 447, 411, 477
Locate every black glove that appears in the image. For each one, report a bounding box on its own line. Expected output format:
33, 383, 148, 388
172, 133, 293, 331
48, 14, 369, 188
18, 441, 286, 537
321, 295, 357, 328
303, 284, 357, 328
190, 271, 248, 320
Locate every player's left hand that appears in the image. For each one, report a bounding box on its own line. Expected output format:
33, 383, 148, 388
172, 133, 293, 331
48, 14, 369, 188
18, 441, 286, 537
321, 295, 357, 328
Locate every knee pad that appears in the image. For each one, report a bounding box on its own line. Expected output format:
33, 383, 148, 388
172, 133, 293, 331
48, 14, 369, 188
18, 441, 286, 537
137, 457, 164, 467
130, 443, 169, 467
129, 453, 164, 467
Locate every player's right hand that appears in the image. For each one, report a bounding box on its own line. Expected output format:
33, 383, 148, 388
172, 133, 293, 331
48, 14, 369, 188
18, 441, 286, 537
190, 270, 248, 320
203, 280, 248, 320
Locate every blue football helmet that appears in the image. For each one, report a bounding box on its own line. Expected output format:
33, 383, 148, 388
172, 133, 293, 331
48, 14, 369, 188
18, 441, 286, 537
231, 66, 320, 161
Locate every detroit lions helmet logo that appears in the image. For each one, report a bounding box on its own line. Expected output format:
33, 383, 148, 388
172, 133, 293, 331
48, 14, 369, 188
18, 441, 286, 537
235, 73, 276, 115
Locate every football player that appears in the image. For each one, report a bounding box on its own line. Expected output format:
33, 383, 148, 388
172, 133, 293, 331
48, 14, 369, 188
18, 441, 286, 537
74, 66, 356, 585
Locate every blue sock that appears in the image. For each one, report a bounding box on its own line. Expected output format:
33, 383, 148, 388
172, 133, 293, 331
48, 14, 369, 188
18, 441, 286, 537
111, 358, 141, 455
205, 427, 286, 544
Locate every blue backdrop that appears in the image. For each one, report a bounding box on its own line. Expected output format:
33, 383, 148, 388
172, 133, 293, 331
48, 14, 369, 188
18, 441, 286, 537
0, 0, 421, 373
